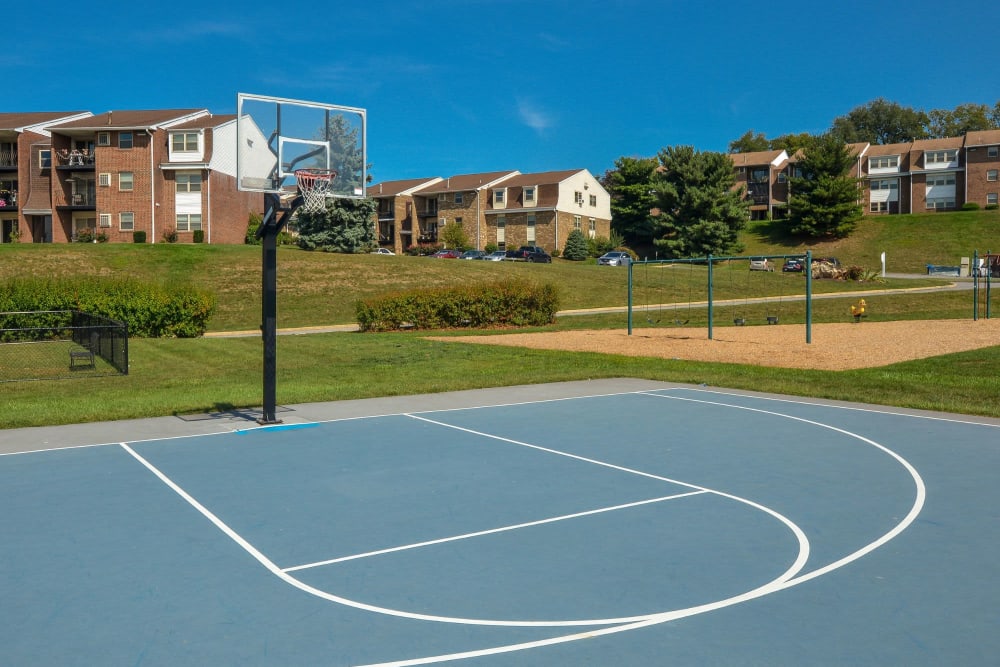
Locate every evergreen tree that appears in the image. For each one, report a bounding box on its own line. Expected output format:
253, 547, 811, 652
562, 228, 589, 261
786, 134, 863, 238
603, 156, 659, 245
651, 146, 748, 258
296, 197, 377, 252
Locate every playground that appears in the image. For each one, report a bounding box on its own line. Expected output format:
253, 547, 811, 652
432, 318, 1000, 370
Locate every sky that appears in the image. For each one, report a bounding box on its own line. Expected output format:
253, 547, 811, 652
15, 0, 1000, 185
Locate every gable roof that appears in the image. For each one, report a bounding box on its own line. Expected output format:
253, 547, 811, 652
414, 171, 518, 194
728, 150, 787, 167
0, 112, 91, 132
50, 109, 209, 131
964, 129, 1000, 147
493, 169, 583, 187
369, 177, 443, 197
167, 114, 238, 131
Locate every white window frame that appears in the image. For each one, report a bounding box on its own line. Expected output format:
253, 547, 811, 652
176, 213, 203, 232
869, 155, 899, 170
494, 189, 505, 206
526, 214, 535, 243
97, 132, 111, 146
871, 179, 899, 190
925, 174, 956, 187
987, 170, 998, 182
870, 201, 889, 212
925, 149, 958, 165
987, 146, 998, 158
176, 172, 202, 192
588, 218, 596, 239
99, 213, 112, 228
99, 173, 111, 187
988, 193, 998, 206
496, 214, 505, 246
925, 197, 955, 210
171, 132, 199, 152
574, 191, 583, 205
523, 186, 536, 203
573, 215, 581, 230
119, 172, 134, 191
119, 132, 133, 149
119, 212, 135, 231
589, 194, 597, 207
39, 150, 51, 168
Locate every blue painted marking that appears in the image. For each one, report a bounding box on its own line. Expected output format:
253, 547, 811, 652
236, 422, 320, 435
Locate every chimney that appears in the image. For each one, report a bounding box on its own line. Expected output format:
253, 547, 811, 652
107, 112, 113, 126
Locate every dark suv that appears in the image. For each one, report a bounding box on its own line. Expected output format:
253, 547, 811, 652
505, 246, 552, 263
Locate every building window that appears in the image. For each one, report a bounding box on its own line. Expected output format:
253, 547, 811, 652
870, 201, 889, 212
573, 215, 581, 230
119, 172, 134, 191
925, 149, 958, 165
988, 170, 998, 182
574, 191, 583, 204
871, 179, 899, 190
176, 172, 202, 192
39, 150, 51, 168
99, 214, 112, 228
751, 168, 769, 183
526, 214, 535, 243
177, 214, 203, 232
524, 186, 535, 203
99, 173, 111, 187
119, 132, 133, 149
98, 132, 111, 146
926, 197, 955, 210
494, 189, 505, 206
496, 214, 505, 246
171, 132, 199, 152
454, 191, 463, 205
926, 174, 955, 187
120, 212, 135, 231
589, 194, 597, 206
988, 193, 998, 206
588, 218, 596, 239
869, 156, 899, 170
987, 146, 998, 158
777, 171, 787, 183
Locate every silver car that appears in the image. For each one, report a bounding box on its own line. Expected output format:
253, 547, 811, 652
483, 251, 507, 261
597, 251, 632, 266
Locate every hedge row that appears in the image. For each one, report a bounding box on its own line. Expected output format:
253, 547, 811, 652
355, 279, 559, 332
0, 277, 215, 338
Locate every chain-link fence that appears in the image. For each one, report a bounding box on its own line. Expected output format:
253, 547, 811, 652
0, 311, 129, 382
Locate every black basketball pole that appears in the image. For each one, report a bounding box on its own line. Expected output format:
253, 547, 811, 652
257, 192, 300, 424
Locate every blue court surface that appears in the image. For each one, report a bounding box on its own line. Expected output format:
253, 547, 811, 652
2, 379, 999, 666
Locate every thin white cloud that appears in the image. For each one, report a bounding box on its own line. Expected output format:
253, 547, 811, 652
517, 98, 554, 134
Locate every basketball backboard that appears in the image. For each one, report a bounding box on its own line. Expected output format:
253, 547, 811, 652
236, 93, 366, 198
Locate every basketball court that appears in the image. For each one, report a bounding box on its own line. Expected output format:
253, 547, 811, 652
3, 379, 999, 666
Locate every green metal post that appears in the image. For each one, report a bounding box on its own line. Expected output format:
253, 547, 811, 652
973, 250, 979, 321
627, 261, 634, 335
707, 254, 714, 340
805, 250, 812, 344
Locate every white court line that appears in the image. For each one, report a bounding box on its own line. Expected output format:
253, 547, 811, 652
283, 491, 707, 572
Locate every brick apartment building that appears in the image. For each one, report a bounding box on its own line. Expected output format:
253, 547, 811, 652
729, 130, 1000, 219
2, 109, 262, 245
369, 169, 612, 254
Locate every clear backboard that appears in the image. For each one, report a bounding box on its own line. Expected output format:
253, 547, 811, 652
236, 93, 367, 198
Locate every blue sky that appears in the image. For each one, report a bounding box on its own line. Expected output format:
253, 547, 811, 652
16, 0, 1000, 184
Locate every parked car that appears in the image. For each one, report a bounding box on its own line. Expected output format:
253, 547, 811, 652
460, 250, 486, 260
483, 250, 507, 261
749, 258, 774, 272
505, 246, 552, 263
371, 248, 394, 255
782, 258, 805, 273
597, 251, 632, 266
430, 249, 462, 259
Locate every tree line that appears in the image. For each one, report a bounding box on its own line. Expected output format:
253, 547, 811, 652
603, 98, 999, 257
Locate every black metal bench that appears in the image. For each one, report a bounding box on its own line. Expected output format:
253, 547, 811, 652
69, 332, 99, 369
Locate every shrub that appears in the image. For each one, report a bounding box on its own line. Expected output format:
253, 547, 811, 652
356, 278, 559, 332
484, 242, 498, 253
245, 212, 263, 245
75, 228, 94, 243
0, 277, 215, 338
193, 229, 205, 243
986, 204, 999, 211
162, 227, 178, 243
961, 202, 981, 211
587, 236, 615, 257
440, 222, 469, 250
133, 230, 147, 243
562, 229, 590, 261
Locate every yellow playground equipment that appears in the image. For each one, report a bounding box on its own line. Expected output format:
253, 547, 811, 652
851, 298, 868, 322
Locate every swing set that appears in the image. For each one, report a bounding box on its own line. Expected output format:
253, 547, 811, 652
628, 252, 813, 343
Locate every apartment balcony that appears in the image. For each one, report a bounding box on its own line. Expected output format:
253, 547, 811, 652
56, 193, 96, 209
0, 150, 16, 170
55, 150, 96, 170
0, 190, 16, 210
746, 183, 770, 206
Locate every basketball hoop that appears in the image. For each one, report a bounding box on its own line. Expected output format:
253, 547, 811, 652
295, 168, 337, 213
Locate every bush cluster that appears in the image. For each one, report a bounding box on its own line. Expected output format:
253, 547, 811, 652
355, 279, 559, 332
0, 277, 215, 338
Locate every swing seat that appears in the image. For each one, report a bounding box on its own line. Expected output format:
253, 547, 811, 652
766, 315, 779, 325
733, 317, 746, 326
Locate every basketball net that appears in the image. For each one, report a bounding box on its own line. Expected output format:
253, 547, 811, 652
295, 169, 337, 213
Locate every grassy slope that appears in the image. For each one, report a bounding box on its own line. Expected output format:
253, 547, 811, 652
3, 209, 1000, 428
